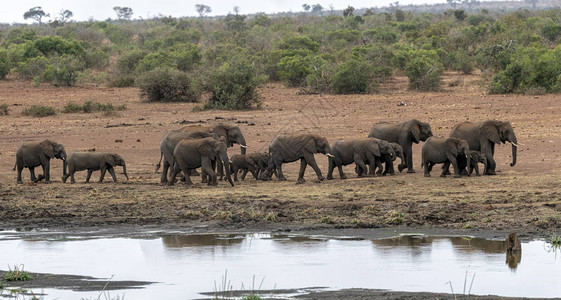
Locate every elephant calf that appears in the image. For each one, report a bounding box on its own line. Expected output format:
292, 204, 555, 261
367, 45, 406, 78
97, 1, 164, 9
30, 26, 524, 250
62, 152, 129, 184
230, 152, 270, 181
422, 137, 470, 178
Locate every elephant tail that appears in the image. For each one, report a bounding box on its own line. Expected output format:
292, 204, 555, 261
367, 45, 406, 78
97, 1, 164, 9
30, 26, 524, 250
154, 151, 163, 173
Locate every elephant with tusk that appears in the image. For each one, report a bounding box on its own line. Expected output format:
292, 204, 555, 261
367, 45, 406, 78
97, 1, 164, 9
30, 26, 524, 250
449, 120, 518, 175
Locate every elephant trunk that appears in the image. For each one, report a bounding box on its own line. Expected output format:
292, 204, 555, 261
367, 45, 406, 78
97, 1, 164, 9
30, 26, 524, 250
221, 152, 234, 186
239, 136, 247, 155
62, 159, 67, 177
510, 142, 517, 167
122, 163, 129, 180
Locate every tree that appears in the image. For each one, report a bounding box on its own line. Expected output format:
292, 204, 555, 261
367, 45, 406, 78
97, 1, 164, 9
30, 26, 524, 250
463, 0, 480, 9
311, 4, 323, 15
195, 4, 212, 17
454, 9, 467, 21
113, 6, 133, 20
23, 7, 50, 25
447, 0, 461, 9
525, 0, 538, 9
58, 10, 73, 23
302, 4, 311, 12
343, 6, 355, 17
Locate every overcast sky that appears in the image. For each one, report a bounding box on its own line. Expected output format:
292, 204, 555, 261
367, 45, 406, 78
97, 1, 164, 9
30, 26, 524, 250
1, 0, 449, 23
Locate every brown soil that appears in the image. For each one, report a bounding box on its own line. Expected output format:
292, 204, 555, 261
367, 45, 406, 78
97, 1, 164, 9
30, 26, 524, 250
1, 73, 560, 238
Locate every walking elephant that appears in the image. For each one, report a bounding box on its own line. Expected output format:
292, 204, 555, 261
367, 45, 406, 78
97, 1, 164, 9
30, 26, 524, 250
368, 119, 433, 173
380, 142, 405, 176
168, 137, 233, 186
155, 129, 217, 183
328, 138, 395, 180
180, 123, 248, 154
230, 152, 270, 181
62, 152, 129, 184
262, 134, 334, 183
422, 137, 470, 178
14, 139, 67, 184
449, 120, 517, 175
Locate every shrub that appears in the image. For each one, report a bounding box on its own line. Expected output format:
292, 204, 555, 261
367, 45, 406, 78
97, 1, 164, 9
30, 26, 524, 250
63, 101, 126, 115
85, 49, 110, 69
205, 55, 266, 110
108, 76, 135, 87
23, 36, 85, 59
138, 68, 200, 102
0, 104, 8, 115
22, 105, 56, 117
277, 54, 317, 87
16, 56, 48, 79
41, 55, 85, 86
330, 58, 379, 94
3, 265, 33, 282
116, 50, 147, 76
0, 50, 9, 79
405, 50, 443, 91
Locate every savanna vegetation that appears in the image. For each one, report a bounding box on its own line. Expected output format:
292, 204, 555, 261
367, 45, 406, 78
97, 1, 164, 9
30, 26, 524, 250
2, 5, 561, 109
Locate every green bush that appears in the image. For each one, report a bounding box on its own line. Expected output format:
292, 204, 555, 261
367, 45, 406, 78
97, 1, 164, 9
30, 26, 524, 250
405, 50, 443, 91
22, 105, 56, 117
136, 52, 174, 73
116, 50, 147, 76
41, 55, 85, 86
85, 49, 110, 69
16, 56, 48, 79
63, 101, 126, 114
138, 68, 200, 102
0, 104, 8, 115
23, 36, 85, 59
0, 50, 9, 79
330, 58, 379, 94
277, 54, 318, 87
108, 76, 135, 87
205, 54, 266, 110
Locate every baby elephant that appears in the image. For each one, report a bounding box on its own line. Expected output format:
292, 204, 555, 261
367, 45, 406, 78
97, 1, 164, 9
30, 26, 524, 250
467, 151, 487, 176
230, 152, 270, 181
62, 152, 129, 183
422, 137, 470, 178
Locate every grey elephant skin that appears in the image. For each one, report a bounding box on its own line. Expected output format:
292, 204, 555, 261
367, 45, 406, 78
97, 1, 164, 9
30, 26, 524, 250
466, 151, 487, 176
374, 142, 405, 176
263, 134, 333, 183
62, 152, 129, 184
230, 152, 270, 181
14, 139, 67, 184
422, 137, 470, 178
328, 138, 395, 180
368, 119, 433, 173
156, 124, 247, 183
449, 120, 517, 175
168, 137, 234, 186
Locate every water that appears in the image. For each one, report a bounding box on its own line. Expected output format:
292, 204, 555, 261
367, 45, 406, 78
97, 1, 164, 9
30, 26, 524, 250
0, 232, 559, 299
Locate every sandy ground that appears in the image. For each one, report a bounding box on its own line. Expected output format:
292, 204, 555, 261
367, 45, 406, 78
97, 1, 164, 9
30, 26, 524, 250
1, 73, 561, 298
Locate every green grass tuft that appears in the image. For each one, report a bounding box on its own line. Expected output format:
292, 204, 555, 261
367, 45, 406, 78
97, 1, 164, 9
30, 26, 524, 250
0, 104, 8, 115
21, 105, 56, 117
3, 265, 33, 282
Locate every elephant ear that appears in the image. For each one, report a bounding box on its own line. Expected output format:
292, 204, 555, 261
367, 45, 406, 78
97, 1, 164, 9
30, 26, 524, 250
445, 139, 459, 156
198, 139, 216, 156
368, 142, 382, 157
480, 122, 501, 144
212, 125, 229, 145
39, 140, 55, 158
304, 136, 317, 153
245, 156, 258, 168
104, 153, 117, 167
409, 121, 421, 143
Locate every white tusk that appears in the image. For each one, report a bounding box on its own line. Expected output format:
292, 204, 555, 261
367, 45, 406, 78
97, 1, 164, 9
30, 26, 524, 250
326, 153, 335, 158
511, 142, 522, 147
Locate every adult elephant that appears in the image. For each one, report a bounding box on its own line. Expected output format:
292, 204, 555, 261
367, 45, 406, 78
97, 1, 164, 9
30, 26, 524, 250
328, 138, 395, 180
180, 123, 247, 154
62, 152, 128, 184
449, 120, 517, 175
14, 140, 67, 184
368, 119, 433, 173
422, 137, 470, 178
263, 134, 334, 183
156, 129, 218, 183
168, 137, 233, 186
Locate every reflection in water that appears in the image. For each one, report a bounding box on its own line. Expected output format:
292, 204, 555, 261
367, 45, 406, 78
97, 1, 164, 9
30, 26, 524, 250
0, 233, 558, 299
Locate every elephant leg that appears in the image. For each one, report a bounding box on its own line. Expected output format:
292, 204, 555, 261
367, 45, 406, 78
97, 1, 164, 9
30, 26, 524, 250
168, 164, 180, 186
446, 153, 461, 178
405, 143, 415, 173
17, 165, 24, 184
160, 160, 170, 183
232, 165, 239, 181
99, 167, 107, 183
304, 153, 324, 181
482, 143, 496, 175
85, 169, 93, 183
29, 167, 38, 182
202, 158, 216, 186
423, 160, 431, 177
275, 160, 286, 181
439, 161, 449, 177
107, 166, 118, 182
327, 158, 335, 180
297, 158, 307, 183
354, 155, 368, 178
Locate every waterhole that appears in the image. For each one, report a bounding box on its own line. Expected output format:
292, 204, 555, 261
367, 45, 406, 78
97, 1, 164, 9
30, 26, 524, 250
0, 231, 559, 299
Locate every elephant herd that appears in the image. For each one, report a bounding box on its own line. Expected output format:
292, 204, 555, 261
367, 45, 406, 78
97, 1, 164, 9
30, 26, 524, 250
13, 119, 518, 185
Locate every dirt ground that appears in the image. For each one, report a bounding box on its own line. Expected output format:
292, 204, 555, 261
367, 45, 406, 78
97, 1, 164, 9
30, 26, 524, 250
1, 72, 560, 238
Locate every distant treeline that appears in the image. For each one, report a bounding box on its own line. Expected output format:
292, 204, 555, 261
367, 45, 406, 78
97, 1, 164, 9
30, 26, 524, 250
1, 6, 561, 109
